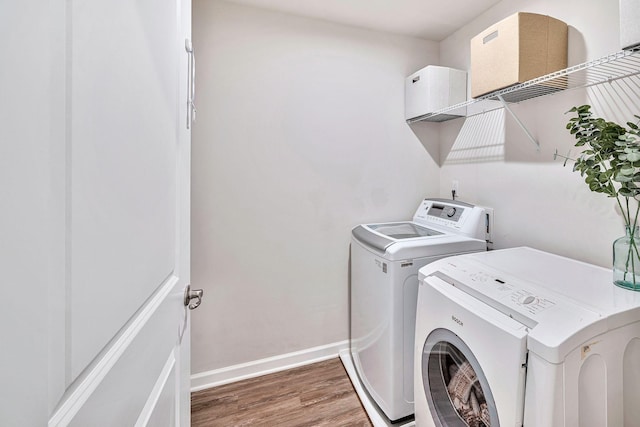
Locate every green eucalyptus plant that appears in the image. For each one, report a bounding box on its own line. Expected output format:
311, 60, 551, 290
555, 105, 640, 290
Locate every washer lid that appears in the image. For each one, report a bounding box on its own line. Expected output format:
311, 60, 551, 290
352, 222, 444, 253
369, 222, 444, 239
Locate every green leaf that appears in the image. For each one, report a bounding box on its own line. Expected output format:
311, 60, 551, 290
619, 187, 634, 197
621, 166, 635, 175
589, 181, 601, 191
615, 173, 633, 182
561, 106, 640, 199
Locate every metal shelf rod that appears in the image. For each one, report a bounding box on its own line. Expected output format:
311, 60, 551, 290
407, 49, 640, 124
496, 95, 539, 151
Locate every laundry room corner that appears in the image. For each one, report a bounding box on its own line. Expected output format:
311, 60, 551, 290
189, 0, 443, 387
436, 0, 634, 269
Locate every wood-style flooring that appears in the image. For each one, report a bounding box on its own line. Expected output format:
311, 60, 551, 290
191, 358, 373, 426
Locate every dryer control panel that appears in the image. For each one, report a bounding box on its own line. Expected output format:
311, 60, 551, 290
457, 268, 557, 318
418, 248, 608, 364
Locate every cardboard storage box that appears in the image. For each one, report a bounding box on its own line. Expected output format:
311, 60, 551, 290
405, 65, 467, 121
470, 12, 568, 98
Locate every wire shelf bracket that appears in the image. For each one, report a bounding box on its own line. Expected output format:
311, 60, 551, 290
496, 94, 539, 151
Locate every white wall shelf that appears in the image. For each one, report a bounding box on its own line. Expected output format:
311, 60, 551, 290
406, 49, 640, 125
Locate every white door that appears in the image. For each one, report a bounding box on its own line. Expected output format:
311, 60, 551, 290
0, 0, 196, 425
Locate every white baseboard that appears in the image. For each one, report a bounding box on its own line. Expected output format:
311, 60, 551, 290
191, 340, 349, 392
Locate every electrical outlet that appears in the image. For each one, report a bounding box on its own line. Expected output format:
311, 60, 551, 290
483, 207, 495, 249
451, 180, 460, 200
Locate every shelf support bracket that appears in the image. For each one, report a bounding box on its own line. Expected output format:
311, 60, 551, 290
496, 95, 540, 151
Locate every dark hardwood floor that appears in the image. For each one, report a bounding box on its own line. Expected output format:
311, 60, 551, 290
191, 358, 372, 426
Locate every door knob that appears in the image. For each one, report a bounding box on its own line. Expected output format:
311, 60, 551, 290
184, 285, 203, 310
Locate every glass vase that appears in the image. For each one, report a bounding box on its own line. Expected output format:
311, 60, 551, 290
613, 225, 640, 291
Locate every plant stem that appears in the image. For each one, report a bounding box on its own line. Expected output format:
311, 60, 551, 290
594, 147, 630, 225
630, 202, 640, 289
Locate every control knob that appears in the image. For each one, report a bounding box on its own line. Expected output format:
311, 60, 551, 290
518, 295, 536, 305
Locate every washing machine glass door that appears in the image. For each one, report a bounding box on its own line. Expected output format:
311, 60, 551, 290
422, 328, 499, 427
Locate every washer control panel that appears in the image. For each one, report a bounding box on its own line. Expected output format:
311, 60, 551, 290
417, 200, 464, 223
413, 199, 488, 241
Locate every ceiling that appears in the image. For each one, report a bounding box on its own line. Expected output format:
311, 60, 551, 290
221, 0, 502, 41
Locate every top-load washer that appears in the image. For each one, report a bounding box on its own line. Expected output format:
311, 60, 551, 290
350, 198, 490, 422
415, 247, 640, 427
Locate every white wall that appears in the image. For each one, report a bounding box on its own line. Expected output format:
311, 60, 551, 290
191, 0, 637, 382
191, 0, 440, 376
439, 0, 638, 267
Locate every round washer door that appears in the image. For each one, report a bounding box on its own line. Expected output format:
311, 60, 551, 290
422, 328, 499, 427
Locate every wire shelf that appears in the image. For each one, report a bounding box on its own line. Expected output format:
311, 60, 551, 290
406, 49, 640, 124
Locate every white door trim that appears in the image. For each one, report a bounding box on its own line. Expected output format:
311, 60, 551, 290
135, 351, 177, 427
49, 275, 179, 427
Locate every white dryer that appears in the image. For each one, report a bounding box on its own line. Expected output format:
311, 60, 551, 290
414, 247, 640, 427
350, 198, 490, 422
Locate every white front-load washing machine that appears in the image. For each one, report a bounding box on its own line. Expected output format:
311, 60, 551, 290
414, 247, 640, 427
349, 198, 491, 423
